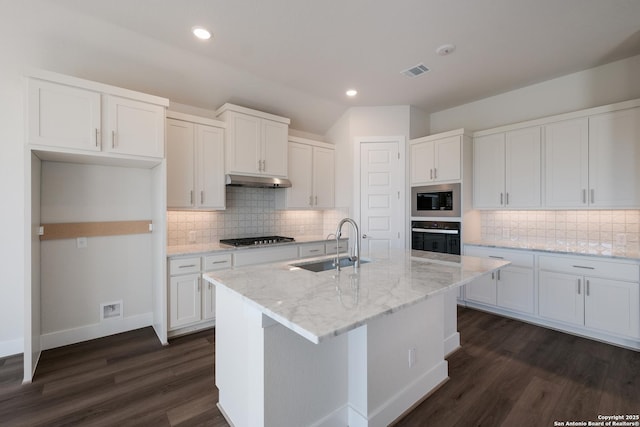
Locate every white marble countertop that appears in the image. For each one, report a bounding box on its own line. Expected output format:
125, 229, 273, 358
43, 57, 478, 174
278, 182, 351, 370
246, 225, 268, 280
465, 239, 640, 261
167, 235, 345, 257
203, 249, 509, 344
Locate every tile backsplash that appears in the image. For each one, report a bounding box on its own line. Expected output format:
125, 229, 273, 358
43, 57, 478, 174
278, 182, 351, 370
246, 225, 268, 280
167, 187, 349, 246
480, 210, 640, 252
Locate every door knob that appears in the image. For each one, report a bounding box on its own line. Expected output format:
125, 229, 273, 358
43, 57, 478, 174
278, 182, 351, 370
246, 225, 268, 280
362, 234, 368, 239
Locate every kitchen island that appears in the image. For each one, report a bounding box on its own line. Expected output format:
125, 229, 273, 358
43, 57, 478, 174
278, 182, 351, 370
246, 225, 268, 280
203, 249, 508, 427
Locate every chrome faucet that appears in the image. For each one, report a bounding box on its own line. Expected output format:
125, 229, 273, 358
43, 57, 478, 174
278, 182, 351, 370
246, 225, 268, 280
335, 218, 360, 271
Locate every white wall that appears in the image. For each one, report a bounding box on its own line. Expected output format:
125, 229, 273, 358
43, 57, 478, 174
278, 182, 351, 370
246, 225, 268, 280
430, 54, 640, 133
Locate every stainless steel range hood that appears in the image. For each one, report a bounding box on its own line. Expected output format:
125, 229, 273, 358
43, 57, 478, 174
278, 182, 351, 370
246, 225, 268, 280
225, 174, 292, 188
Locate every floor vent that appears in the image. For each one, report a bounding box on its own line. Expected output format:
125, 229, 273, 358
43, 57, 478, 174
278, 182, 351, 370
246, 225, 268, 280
401, 63, 430, 77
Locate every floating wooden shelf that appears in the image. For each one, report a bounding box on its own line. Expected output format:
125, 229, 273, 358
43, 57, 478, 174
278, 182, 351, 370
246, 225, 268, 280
39, 220, 153, 240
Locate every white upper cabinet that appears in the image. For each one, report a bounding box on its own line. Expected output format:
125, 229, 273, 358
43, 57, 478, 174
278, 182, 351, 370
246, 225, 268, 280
588, 107, 640, 208
27, 73, 168, 161
104, 96, 165, 158
410, 134, 461, 185
544, 118, 589, 207
166, 113, 225, 210
216, 103, 290, 178
276, 137, 335, 209
28, 79, 102, 151
474, 126, 541, 209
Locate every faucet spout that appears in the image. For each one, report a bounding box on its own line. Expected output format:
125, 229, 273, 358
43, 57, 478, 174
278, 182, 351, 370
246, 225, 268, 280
335, 218, 361, 271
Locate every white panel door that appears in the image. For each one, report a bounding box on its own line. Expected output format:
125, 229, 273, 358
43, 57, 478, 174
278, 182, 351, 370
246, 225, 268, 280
496, 267, 534, 314
584, 277, 640, 338
166, 119, 195, 208
465, 273, 497, 306
286, 142, 313, 208
538, 271, 584, 326
360, 141, 403, 259
197, 124, 225, 209
28, 79, 101, 151
589, 107, 640, 208
105, 95, 165, 158
313, 146, 335, 208
505, 126, 541, 208
261, 119, 288, 177
544, 118, 589, 207
473, 133, 505, 208
169, 274, 202, 329
433, 135, 461, 182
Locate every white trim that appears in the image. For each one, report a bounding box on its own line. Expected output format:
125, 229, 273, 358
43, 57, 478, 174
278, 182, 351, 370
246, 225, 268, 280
215, 103, 291, 124
409, 128, 470, 144
166, 110, 226, 128
288, 135, 335, 149
309, 404, 348, 427
40, 312, 154, 351
0, 337, 24, 358
26, 68, 169, 107
472, 98, 640, 137
444, 332, 461, 357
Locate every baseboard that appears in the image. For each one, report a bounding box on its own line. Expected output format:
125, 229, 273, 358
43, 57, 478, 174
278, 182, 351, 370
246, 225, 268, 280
167, 319, 215, 339
40, 312, 153, 350
444, 331, 461, 357
349, 360, 449, 427
217, 402, 236, 427
0, 337, 24, 358
310, 404, 348, 427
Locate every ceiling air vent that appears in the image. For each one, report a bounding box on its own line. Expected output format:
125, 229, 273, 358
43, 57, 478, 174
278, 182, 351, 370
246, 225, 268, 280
401, 63, 430, 78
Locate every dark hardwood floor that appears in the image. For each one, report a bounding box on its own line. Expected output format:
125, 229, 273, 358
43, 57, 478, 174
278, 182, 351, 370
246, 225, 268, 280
1, 308, 638, 426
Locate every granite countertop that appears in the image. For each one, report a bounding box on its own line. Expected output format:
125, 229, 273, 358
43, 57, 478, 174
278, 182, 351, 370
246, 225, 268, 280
203, 249, 508, 344
465, 239, 640, 261
167, 235, 345, 257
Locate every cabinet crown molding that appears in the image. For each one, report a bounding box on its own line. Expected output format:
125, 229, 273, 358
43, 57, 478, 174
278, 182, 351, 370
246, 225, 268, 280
215, 103, 290, 124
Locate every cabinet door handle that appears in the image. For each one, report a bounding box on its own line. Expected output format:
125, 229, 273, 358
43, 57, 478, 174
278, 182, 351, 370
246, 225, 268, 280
95, 128, 99, 147
111, 130, 116, 148
590, 189, 595, 204
500, 193, 504, 205
309, 195, 313, 206
200, 191, 204, 204
489, 255, 504, 259
208, 282, 212, 290
210, 260, 228, 264
582, 189, 586, 204
430, 169, 433, 180
572, 265, 594, 270
197, 278, 201, 292
491, 272, 495, 280
434, 168, 437, 179
179, 264, 197, 268
309, 249, 320, 253
496, 270, 501, 281
506, 192, 509, 205
262, 160, 266, 171
315, 195, 318, 205
258, 160, 262, 172
577, 278, 581, 295
586, 279, 590, 296
190, 190, 194, 205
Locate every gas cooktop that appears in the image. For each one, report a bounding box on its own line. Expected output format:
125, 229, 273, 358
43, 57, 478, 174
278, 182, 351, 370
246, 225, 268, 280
219, 236, 295, 247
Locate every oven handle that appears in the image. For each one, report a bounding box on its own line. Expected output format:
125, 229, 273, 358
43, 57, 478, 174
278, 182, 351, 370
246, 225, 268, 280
412, 228, 459, 234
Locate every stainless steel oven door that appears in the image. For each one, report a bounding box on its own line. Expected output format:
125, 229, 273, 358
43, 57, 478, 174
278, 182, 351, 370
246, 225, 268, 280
411, 183, 461, 217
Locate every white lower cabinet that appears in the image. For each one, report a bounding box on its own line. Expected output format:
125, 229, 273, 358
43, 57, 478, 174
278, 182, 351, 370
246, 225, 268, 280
538, 255, 640, 339
464, 246, 535, 314
168, 253, 231, 331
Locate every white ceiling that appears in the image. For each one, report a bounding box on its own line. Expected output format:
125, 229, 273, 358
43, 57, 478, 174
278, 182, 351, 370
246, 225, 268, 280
43, 1, 640, 133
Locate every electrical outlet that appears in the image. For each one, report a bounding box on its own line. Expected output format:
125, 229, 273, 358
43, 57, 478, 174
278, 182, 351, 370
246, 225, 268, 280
77, 237, 87, 248
408, 348, 416, 368
188, 231, 197, 243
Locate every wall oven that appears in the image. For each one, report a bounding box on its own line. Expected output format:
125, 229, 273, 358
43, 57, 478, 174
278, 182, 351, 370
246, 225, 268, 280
411, 183, 460, 217
411, 221, 461, 255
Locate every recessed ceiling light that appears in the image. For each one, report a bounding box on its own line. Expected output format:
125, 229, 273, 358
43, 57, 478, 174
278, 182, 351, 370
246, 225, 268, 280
436, 44, 456, 56
346, 89, 358, 97
192, 27, 211, 40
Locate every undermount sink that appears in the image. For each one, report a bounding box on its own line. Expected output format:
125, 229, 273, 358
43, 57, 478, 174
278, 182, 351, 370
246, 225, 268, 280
292, 256, 370, 272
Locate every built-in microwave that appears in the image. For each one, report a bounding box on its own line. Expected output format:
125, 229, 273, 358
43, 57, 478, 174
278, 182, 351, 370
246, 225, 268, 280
411, 183, 461, 217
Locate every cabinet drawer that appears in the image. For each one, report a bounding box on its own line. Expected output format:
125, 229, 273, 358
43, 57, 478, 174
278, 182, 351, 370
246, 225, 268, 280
299, 243, 325, 258
464, 246, 534, 268
234, 246, 298, 267
169, 257, 201, 275
539, 255, 639, 282
325, 240, 348, 254
203, 253, 232, 271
